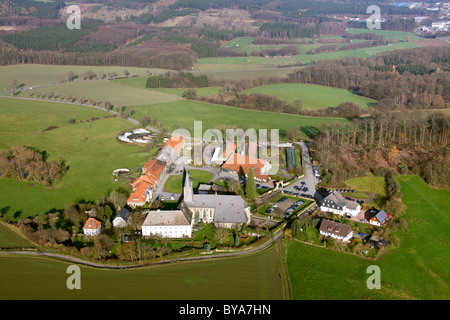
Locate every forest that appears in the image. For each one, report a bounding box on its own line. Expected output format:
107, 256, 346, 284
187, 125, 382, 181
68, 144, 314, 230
0, 0, 65, 20
309, 110, 450, 192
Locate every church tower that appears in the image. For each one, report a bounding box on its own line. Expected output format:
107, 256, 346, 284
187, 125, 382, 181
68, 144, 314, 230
183, 168, 193, 203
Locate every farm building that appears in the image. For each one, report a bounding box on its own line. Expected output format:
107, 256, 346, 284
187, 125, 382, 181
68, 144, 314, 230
221, 152, 271, 182
127, 159, 166, 207
157, 135, 185, 164
112, 207, 131, 228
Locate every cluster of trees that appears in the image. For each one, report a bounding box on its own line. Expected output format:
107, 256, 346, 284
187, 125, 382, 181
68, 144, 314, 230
1, 23, 103, 52
309, 110, 450, 190
0, 0, 64, 20
251, 45, 300, 57
200, 91, 304, 115
297, 102, 365, 119
146, 71, 210, 88
0, 146, 68, 186
259, 22, 319, 39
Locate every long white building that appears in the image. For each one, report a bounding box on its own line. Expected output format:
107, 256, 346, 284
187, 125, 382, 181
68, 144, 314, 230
142, 209, 192, 238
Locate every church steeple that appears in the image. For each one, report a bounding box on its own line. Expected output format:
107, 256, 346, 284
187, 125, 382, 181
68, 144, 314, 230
183, 168, 193, 203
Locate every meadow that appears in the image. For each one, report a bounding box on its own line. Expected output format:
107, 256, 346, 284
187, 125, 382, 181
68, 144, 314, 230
243, 83, 377, 109
11, 80, 182, 107
0, 64, 166, 92
0, 242, 285, 299
0, 98, 148, 220
344, 175, 387, 198
164, 169, 214, 194
217, 34, 423, 66
293, 42, 419, 64
346, 28, 421, 41
126, 99, 350, 138
286, 175, 449, 300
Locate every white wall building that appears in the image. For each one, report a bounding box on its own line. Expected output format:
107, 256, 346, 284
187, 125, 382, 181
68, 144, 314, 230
320, 191, 361, 217
83, 218, 102, 237
142, 209, 192, 238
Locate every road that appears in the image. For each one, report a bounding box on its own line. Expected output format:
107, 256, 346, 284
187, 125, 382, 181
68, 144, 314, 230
281, 141, 323, 202
0, 227, 284, 270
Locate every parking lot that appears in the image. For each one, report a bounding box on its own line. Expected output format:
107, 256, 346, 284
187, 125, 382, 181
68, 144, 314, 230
264, 196, 308, 218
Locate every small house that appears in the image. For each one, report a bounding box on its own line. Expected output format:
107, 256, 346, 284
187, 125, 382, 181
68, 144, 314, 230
83, 218, 102, 237
112, 207, 131, 228
319, 219, 353, 242
368, 209, 389, 227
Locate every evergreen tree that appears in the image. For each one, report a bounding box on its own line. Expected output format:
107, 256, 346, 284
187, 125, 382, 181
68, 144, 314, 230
245, 168, 257, 201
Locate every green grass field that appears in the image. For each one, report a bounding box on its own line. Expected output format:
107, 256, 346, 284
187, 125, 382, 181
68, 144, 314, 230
294, 42, 419, 64
0, 98, 148, 219
0, 242, 284, 299
127, 99, 350, 138
0, 221, 35, 248
287, 175, 449, 300
346, 28, 421, 41
11, 80, 182, 107
0, 64, 166, 92
243, 83, 377, 109
164, 169, 214, 194
344, 175, 387, 197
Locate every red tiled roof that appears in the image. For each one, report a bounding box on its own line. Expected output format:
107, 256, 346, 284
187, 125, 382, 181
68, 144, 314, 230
128, 180, 151, 203
222, 153, 270, 180
163, 135, 184, 152
83, 218, 102, 230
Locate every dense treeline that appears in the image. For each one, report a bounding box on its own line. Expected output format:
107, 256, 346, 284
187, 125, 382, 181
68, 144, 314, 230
309, 111, 450, 189
0, 47, 195, 70
0, 146, 68, 186
0, 0, 64, 20
146, 71, 210, 88
259, 22, 319, 39
1, 23, 103, 52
